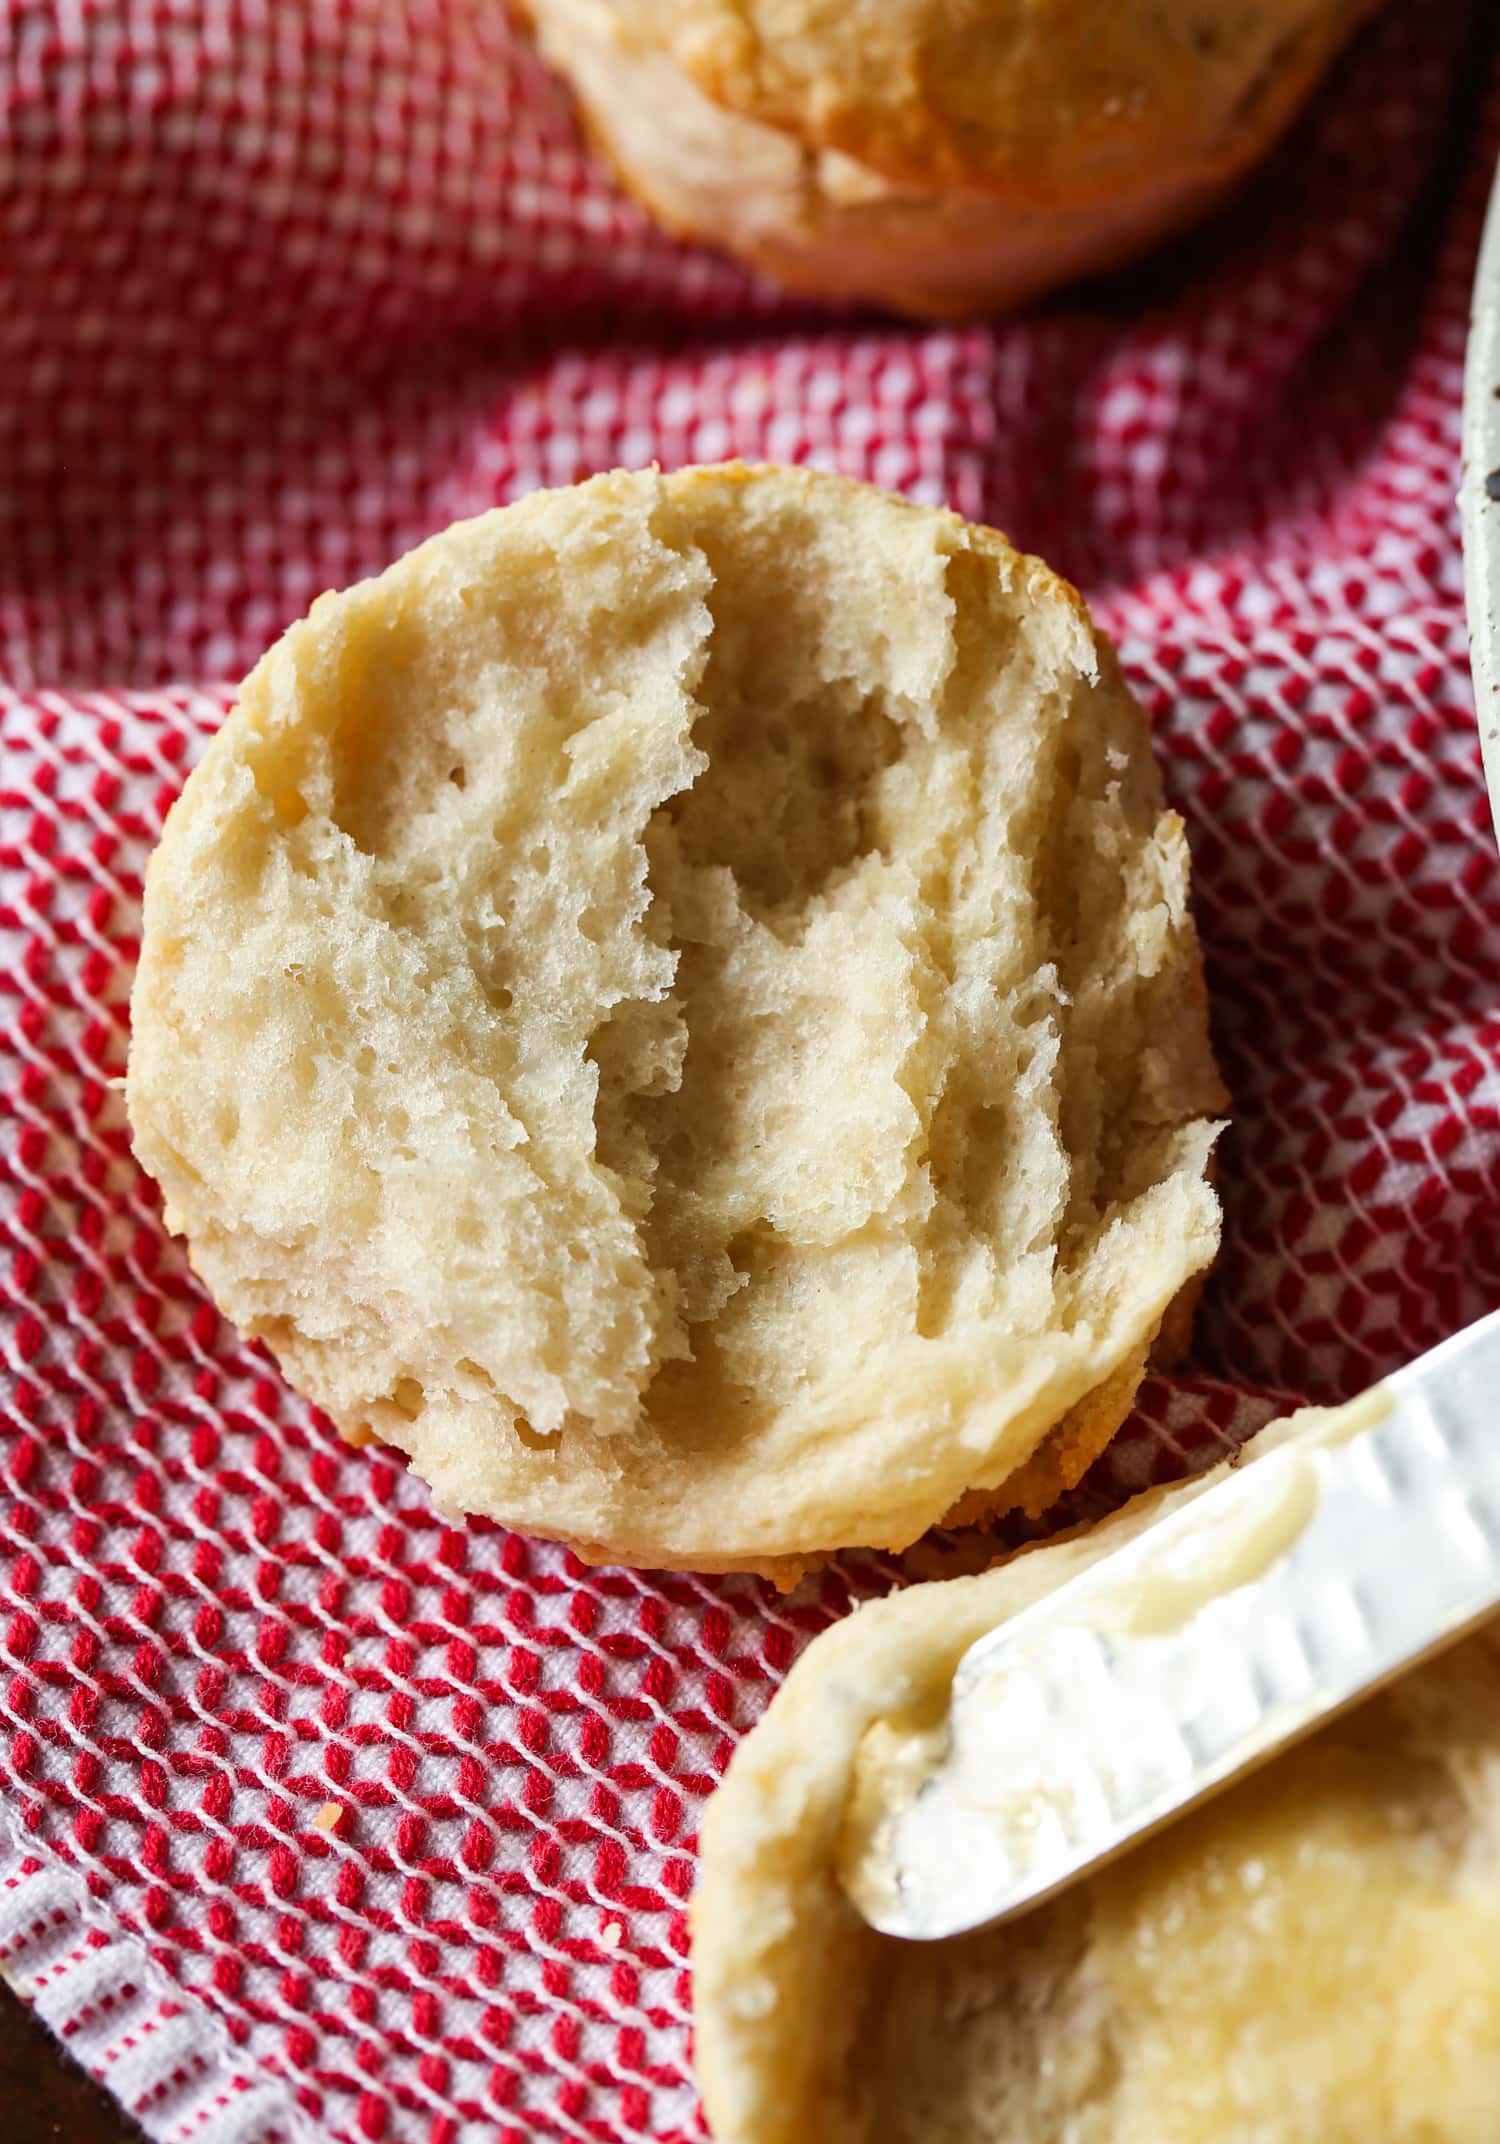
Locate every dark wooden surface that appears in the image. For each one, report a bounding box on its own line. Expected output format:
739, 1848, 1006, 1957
0, 1976, 141, 2144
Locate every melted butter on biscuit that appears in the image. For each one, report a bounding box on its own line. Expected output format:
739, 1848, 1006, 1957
1083, 1731, 1500, 2139
859, 1664, 1500, 2142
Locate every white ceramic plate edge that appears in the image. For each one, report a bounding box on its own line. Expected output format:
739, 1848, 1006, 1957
1460, 151, 1500, 850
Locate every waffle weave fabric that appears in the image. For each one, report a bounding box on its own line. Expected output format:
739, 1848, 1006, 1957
2, 3, 1499, 2139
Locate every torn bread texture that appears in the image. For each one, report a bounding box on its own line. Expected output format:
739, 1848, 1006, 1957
692, 1400, 1500, 2142
523, 0, 1380, 319
127, 463, 1223, 1573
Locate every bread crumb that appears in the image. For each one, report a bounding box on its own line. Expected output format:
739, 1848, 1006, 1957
600, 1920, 624, 1950
312, 1800, 344, 1834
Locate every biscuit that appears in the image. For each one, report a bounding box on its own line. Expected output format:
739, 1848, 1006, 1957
524, 0, 1380, 319
692, 1399, 1500, 2141
127, 463, 1223, 1573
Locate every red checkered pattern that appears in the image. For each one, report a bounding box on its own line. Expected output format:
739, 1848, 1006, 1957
2, 3, 1499, 2137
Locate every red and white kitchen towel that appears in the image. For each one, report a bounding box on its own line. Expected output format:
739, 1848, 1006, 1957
1, 2, 1498, 2137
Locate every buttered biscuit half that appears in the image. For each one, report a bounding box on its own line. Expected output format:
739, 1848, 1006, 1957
692, 1402, 1500, 2140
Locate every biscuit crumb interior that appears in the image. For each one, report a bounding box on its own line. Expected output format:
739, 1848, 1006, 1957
127, 467, 1221, 1565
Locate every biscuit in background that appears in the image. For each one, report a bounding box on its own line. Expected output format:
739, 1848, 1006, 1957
522, 0, 1381, 319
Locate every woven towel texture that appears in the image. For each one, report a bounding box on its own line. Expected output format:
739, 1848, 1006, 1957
2, 2, 1499, 2138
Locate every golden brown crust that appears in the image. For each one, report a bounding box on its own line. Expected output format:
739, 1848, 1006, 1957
1149, 1264, 1206, 1373
935, 1259, 1206, 1542
526, 0, 1381, 318
365, 1338, 1144, 1591
940, 1345, 1149, 1533
546, 1272, 1205, 1586
644, 0, 1379, 192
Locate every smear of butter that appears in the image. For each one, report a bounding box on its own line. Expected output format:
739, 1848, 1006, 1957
1078, 1381, 1395, 1645
1105, 1454, 1322, 1639
1299, 1380, 1393, 1449
1113, 1382, 1393, 1638
842, 1383, 1397, 1927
